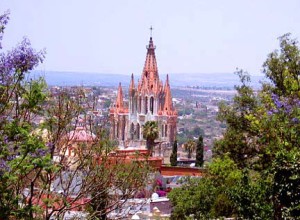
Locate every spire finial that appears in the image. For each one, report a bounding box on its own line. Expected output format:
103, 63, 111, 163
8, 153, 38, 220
150, 26, 153, 38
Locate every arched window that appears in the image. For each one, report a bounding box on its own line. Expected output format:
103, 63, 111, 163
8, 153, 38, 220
112, 121, 115, 139
131, 97, 135, 114
170, 125, 175, 142
139, 96, 142, 113
116, 122, 119, 138
136, 123, 140, 140
150, 97, 154, 114
145, 97, 148, 114
130, 123, 134, 140
165, 124, 168, 137
121, 120, 125, 141
161, 124, 164, 137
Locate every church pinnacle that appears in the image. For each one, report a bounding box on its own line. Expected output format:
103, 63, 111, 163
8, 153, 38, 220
142, 29, 158, 83
163, 74, 173, 113
129, 73, 135, 95
110, 32, 177, 148
116, 82, 124, 109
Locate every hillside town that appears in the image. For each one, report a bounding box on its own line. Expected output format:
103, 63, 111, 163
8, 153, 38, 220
41, 37, 220, 219
2, 1, 300, 219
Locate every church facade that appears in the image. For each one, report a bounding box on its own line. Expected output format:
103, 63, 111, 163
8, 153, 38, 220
109, 36, 177, 149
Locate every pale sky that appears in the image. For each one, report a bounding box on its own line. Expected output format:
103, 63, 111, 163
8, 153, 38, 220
2, 0, 300, 76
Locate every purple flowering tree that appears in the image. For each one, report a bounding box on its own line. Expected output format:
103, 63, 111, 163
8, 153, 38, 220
0, 12, 152, 220
0, 11, 49, 219
261, 34, 300, 218
213, 33, 300, 219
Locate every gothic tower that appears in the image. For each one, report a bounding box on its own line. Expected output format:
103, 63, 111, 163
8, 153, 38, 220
110, 35, 177, 149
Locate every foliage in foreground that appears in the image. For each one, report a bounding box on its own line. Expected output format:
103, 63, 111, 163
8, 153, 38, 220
0, 12, 151, 219
169, 34, 300, 219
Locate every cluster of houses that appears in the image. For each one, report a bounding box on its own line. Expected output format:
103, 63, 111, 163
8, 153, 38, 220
37, 36, 206, 219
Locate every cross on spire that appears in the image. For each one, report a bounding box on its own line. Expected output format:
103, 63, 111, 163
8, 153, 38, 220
150, 26, 153, 37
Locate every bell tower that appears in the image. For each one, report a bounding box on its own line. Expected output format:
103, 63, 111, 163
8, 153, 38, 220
110, 28, 177, 149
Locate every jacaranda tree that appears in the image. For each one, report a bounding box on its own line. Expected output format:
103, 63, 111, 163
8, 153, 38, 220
170, 33, 300, 219
0, 12, 152, 219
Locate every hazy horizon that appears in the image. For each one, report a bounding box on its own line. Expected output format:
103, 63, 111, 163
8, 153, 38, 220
2, 0, 300, 76
30, 70, 265, 88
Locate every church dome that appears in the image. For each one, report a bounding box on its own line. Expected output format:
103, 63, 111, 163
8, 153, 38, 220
67, 127, 96, 142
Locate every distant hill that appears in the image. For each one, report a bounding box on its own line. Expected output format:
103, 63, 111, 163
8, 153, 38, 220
30, 70, 266, 89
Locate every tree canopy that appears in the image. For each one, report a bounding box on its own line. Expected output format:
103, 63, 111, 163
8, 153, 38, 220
169, 33, 300, 219
142, 121, 159, 155
183, 139, 196, 159
170, 140, 178, 166
195, 135, 204, 167
0, 12, 151, 219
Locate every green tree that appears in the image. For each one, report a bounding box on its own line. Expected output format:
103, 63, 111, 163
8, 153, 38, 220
168, 155, 242, 219
168, 178, 216, 219
271, 149, 300, 219
183, 139, 196, 159
191, 126, 204, 137
227, 170, 273, 219
195, 135, 204, 167
0, 12, 152, 219
262, 34, 300, 220
214, 69, 259, 169
170, 34, 300, 220
214, 34, 300, 219
0, 11, 48, 219
170, 140, 178, 166
142, 121, 159, 155
263, 33, 300, 97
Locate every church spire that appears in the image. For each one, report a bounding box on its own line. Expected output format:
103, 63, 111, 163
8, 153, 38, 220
116, 82, 124, 109
164, 74, 170, 91
129, 73, 135, 95
141, 27, 159, 84
150, 26, 153, 38
163, 74, 173, 113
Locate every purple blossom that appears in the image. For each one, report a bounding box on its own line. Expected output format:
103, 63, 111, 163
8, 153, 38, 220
0, 38, 45, 75
0, 11, 10, 49
270, 93, 284, 112
271, 93, 280, 103
284, 103, 293, 114
4, 136, 8, 144
0, 38, 45, 88
6, 155, 16, 161
274, 100, 283, 109
267, 108, 279, 116
0, 159, 10, 172
46, 142, 54, 148
292, 118, 300, 124
36, 148, 48, 157
30, 148, 49, 158
270, 93, 300, 116
46, 142, 54, 152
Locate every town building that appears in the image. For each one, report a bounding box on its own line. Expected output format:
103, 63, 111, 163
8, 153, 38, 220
110, 36, 177, 149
